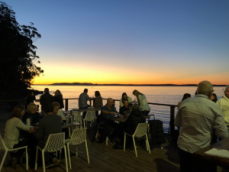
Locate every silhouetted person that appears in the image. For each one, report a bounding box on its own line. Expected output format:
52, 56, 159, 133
54, 90, 64, 109
178, 93, 191, 109
78, 88, 91, 118
40, 88, 54, 112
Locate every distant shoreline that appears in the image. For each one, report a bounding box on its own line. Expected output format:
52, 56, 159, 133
32, 83, 227, 87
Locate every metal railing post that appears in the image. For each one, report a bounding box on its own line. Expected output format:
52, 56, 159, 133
65, 99, 68, 111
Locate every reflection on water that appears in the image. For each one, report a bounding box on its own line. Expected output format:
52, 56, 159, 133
32, 85, 225, 133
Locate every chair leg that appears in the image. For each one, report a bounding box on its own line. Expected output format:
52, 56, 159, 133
64, 146, 69, 172
85, 140, 90, 164
106, 137, 108, 145
42, 151, 46, 172
123, 133, 126, 151
132, 137, 138, 157
67, 143, 71, 169
0, 151, 7, 172
75, 147, 78, 157
146, 134, 151, 154
35, 147, 38, 170
25, 147, 29, 170
59, 148, 62, 161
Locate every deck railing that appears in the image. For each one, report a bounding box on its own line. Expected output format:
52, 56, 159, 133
0, 98, 177, 135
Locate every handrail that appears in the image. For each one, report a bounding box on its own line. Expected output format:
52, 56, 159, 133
0, 97, 177, 136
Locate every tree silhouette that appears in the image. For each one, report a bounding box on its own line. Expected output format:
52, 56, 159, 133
0, 1, 43, 96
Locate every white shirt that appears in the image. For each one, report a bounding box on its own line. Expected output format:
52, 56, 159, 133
217, 95, 229, 129
4, 117, 30, 149
78, 92, 89, 108
138, 94, 150, 111
175, 94, 228, 153
57, 109, 65, 120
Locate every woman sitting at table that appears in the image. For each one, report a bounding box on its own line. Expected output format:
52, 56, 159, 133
120, 92, 132, 107
4, 105, 34, 168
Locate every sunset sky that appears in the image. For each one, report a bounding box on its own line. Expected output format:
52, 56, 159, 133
6, 0, 229, 85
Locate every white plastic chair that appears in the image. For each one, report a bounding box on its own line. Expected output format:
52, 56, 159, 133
0, 135, 29, 171
35, 133, 68, 172
123, 123, 151, 157
65, 128, 89, 169
83, 109, 96, 128
71, 111, 82, 126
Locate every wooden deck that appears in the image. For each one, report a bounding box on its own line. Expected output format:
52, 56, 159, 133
0, 109, 229, 172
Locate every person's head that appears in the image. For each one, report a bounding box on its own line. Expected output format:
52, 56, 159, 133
123, 100, 129, 108
133, 90, 140, 96
95, 91, 101, 97
122, 93, 127, 99
9, 105, 25, 119
44, 104, 54, 115
84, 88, 88, 93
130, 104, 141, 116
224, 86, 229, 98
107, 98, 113, 107
210, 93, 218, 103
44, 88, 49, 94
182, 93, 191, 101
196, 81, 213, 98
27, 103, 37, 114
52, 102, 60, 114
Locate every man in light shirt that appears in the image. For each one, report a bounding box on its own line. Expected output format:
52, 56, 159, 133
217, 85, 229, 133
175, 81, 228, 172
78, 88, 91, 118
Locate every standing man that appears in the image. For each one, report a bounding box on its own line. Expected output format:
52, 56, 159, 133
78, 88, 91, 118
175, 81, 228, 172
40, 88, 54, 112
217, 85, 229, 133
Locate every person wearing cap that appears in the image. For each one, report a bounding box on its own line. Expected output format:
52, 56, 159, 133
34, 104, 62, 167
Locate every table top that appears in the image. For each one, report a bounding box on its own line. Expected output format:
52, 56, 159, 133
193, 137, 229, 168
62, 123, 82, 129
72, 107, 101, 112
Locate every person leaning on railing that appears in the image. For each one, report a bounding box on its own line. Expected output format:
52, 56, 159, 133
133, 90, 151, 117
3, 105, 35, 168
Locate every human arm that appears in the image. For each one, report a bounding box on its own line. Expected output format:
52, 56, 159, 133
214, 108, 228, 139
16, 119, 31, 131
174, 109, 182, 127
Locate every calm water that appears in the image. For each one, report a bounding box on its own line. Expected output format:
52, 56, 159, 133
31, 85, 225, 132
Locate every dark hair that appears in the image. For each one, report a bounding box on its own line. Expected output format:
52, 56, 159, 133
211, 93, 218, 103
9, 105, 24, 119
182, 93, 191, 101
44, 88, 49, 94
95, 91, 101, 97
121, 92, 127, 104
84, 88, 88, 93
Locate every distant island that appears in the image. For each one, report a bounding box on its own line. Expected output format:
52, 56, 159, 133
44, 82, 227, 86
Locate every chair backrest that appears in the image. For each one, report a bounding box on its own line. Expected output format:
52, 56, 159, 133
85, 111, 96, 121
0, 135, 6, 151
69, 128, 87, 146
72, 111, 82, 123
43, 133, 65, 152
134, 123, 148, 138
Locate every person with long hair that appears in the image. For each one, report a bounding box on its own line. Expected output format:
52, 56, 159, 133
120, 92, 132, 107
4, 105, 34, 168
94, 91, 103, 118
54, 90, 64, 109
178, 93, 191, 109
132, 90, 150, 116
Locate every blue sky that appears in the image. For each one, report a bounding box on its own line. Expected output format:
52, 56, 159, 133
5, 0, 229, 84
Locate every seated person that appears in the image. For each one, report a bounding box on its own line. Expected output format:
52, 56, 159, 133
34, 104, 62, 166
52, 102, 69, 139
4, 105, 34, 168
125, 105, 145, 149
99, 98, 124, 148
120, 92, 132, 107
119, 100, 130, 117
22, 103, 40, 125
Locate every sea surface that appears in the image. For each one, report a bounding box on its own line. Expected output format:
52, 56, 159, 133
31, 85, 225, 133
